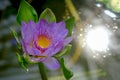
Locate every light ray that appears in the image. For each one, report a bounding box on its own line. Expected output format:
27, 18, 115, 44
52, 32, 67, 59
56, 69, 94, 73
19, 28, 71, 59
85, 27, 109, 51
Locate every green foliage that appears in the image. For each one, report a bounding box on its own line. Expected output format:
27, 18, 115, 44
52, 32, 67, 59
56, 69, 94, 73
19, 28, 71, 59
96, 0, 109, 4
39, 8, 56, 22
55, 44, 72, 57
59, 58, 73, 80
16, 0, 38, 25
10, 28, 21, 50
16, 52, 38, 71
16, 53, 28, 71
108, 0, 120, 13
65, 17, 75, 36
10, 28, 19, 44
96, 0, 120, 13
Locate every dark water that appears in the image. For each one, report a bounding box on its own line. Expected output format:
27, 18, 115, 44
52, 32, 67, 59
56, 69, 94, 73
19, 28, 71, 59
0, 0, 120, 80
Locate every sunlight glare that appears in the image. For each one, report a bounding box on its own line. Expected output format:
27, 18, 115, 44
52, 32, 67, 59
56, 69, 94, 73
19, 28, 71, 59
86, 27, 109, 51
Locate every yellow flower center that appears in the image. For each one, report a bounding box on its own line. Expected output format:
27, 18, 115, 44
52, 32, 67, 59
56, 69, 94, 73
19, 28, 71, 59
37, 35, 51, 48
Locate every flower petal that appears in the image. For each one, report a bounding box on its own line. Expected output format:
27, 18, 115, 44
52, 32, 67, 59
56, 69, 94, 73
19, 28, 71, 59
21, 19, 72, 65
51, 21, 68, 40
43, 57, 60, 70
36, 19, 49, 35
64, 37, 73, 46
22, 40, 42, 56
43, 47, 54, 56
21, 20, 36, 43
51, 41, 63, 55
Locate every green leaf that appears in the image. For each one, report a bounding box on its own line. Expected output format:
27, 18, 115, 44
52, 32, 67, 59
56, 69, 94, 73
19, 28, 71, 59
10, 28, 21, 50
39, 8, 56, 22
16, 53, 28, 71
107, 0, 120, 13
59, 58, 73, 80
23, 54, 37, 64
55, 44, 72, 57
96, 0, 107, 3
16, 0, 38, 25
10, 28, 19, 44
65, 17, 75, 36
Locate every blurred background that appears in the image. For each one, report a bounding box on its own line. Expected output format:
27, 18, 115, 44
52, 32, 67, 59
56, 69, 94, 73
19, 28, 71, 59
0, 0, 120, 80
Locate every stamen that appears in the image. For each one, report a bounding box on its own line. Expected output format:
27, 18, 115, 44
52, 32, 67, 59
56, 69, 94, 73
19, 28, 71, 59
37, 35, 51, 48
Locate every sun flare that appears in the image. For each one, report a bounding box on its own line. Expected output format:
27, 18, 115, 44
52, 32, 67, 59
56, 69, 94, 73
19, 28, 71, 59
85, 27, 109, 51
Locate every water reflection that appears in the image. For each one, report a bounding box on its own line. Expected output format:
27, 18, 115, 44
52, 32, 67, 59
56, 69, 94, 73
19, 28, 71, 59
70, 0, 120, 80
104, 10, 117, 18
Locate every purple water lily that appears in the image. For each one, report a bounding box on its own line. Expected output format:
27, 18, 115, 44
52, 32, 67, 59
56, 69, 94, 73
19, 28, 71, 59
21, 19, 72, 70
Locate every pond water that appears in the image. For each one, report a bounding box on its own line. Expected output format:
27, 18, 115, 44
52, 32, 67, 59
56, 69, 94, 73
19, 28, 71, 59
0, 0, 120, 80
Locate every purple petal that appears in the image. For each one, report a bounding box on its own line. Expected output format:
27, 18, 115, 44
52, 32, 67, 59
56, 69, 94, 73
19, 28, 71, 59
50, 21, 66, 34
22, 40, 42, 56
51, 41, 63, 55
49, 21, 68, 40
64, 37, 73, 46
32, 47, 42, 55
22, 39, 36, 55
36, 19, 49, 35
21, 21, 36, 43
21, 21, 27, 27
54, 29, 68, 41
43, 57, 60, 70
49, 21, 65, 29
56, 21, 66, 29
43, 47, 54, 56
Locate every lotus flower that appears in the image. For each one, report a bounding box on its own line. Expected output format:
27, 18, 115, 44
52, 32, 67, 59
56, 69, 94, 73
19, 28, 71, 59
21, 19, 72, 70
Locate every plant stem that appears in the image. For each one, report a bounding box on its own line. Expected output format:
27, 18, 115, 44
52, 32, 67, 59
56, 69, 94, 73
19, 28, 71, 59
65, 0, 83, 67
38, 62, 48, 80
65, 0, 80, 22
